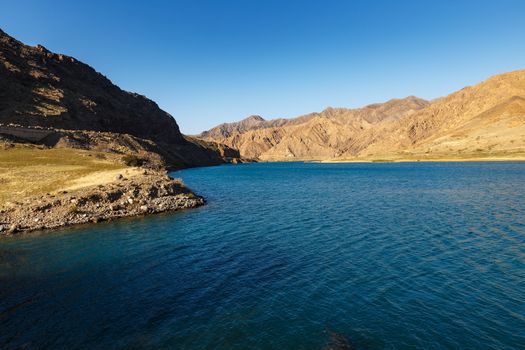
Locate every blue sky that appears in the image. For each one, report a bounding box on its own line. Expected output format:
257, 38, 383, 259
2, 0, 525, 134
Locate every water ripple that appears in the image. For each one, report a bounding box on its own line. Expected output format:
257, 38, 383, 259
1, 162, 525, 349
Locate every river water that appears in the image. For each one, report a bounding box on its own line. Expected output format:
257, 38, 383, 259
1, 162, 524, 349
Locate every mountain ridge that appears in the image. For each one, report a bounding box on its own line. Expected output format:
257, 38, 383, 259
198, 70, 525, 161
199, 96, 430, 159
0, 28, 240, 168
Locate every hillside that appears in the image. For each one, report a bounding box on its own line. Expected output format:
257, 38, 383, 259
199, 71, 525, 161
0, 28, 240, 168
199, 96, 429, 160
353, 70, 525, 160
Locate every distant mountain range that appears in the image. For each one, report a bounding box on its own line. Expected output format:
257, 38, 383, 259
198, 70, 525, 161
0, 28, 240, 168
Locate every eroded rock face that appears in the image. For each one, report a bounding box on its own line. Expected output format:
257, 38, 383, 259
0, 172, 205, 235
198, 96, 430, 160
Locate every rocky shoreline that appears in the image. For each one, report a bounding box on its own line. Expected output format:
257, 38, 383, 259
0, 171, 205, 236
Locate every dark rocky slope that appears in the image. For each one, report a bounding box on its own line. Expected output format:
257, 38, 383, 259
0, 28, 240, 168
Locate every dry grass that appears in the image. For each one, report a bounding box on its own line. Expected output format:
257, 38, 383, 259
0, 145, 128, 206
323, 151, 525, 163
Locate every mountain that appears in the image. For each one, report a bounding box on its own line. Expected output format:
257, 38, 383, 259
200, 115, 266, 139
198, 112, 320, 140
0, 28, 240, 168
353, 70, 525, 159
198, 96, 430, 160
198, 70, 525, 161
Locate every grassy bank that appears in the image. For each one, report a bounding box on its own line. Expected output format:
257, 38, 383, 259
0, 145, 133, 206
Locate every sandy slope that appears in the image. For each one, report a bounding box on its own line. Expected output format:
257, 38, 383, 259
62, 168, 143, 192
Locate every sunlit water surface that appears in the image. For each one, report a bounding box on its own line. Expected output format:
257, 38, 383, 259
1, 162, 525, 349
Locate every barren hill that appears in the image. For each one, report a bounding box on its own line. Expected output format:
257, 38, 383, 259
199, 96, 429, 160
353, 69, 525, 159
199, 71, 525, 161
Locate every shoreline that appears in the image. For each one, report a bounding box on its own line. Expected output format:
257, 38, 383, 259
3, 153, 524, 237
320, 155, 525, 163
0, 171, 205, 236
0, 142, 217, 237
256, 154, 525, 164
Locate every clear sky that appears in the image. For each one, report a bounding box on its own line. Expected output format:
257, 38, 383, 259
1, 0, 525, 134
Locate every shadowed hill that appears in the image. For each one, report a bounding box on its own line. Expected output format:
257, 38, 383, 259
0, 28, 240, 168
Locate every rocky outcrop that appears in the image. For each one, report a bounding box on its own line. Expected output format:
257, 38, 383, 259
0, 171, 204, 235
0, 28, 241, 168
0, 124, 54, 142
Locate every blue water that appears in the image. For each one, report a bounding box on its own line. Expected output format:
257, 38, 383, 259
1, 162, 525, 349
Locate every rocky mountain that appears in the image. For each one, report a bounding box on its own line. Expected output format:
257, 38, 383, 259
353, 69, 525, 159
0, 28, 240, 168
199, 70, 525, 161
199, 96, 430, 160
199, 112, 319, 140
200, 115, 266, 139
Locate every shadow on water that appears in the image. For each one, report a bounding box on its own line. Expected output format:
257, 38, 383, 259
322, 332, 357, 350
0, 248, 27, 273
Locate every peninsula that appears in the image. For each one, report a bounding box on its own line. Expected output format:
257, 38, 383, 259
0, 29, 242, 235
